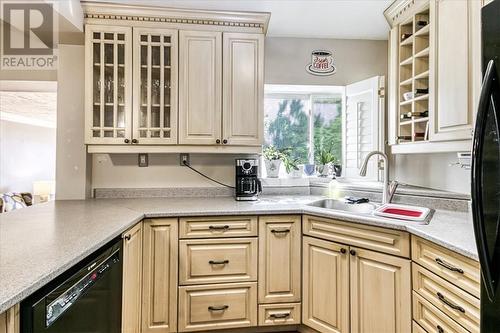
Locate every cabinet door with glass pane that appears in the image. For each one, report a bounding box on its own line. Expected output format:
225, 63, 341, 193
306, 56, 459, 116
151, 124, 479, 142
85, 25, 132, 144
133, 28, 178, 144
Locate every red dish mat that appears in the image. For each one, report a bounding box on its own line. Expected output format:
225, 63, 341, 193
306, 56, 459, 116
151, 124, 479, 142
381, 208, 423, 217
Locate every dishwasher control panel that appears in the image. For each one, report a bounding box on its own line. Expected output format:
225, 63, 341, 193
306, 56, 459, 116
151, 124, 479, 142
45, 250, 120, 327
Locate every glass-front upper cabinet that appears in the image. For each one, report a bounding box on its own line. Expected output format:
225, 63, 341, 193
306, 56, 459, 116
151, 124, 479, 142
133, 28, 178, 144
85, 25, 132, 144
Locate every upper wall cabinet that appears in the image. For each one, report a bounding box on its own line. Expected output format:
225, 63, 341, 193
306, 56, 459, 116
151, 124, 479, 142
83, 2, 270, 154
85, 25, 133, 145
223, 33, 264, 146
385, 0, 481, 154
178, 31, 222, 145
133, 28, 178, 145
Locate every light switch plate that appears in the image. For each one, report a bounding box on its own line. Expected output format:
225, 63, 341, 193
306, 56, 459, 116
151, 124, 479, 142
138, 153, 148, 167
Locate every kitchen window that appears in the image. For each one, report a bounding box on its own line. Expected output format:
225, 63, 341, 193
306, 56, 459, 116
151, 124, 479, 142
264, 85, 344, 165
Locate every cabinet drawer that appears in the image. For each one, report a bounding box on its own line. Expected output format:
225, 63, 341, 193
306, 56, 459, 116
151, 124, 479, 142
179, 216, 257, 238
258, 303, 301, 326
411, 237, 480, 298
179, 238, 257, 285
413, 292, 469, 333
303, 215, 410, 257
178, 282, 257, 332
412, 263, 479, 333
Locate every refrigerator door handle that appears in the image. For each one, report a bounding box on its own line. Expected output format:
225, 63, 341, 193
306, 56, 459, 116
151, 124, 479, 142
472, 59, 498, 301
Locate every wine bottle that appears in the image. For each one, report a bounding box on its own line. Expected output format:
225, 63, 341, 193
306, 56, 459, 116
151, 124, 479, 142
414, 88, 429, 95
416, 20, 428, 27
401, 33, 412, 41
401, 111, 429, 119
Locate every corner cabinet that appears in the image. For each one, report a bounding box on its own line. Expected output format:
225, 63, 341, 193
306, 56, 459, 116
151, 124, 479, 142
83, 4, 269, 154
384, 0, 481, 154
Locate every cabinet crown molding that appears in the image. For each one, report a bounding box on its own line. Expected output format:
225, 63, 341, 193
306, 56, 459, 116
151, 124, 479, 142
384, 0, 417, 27
81, 1, 271, 34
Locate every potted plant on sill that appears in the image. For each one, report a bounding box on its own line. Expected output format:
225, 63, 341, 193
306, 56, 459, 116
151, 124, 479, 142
315, 149, 336, 177
263, 145, 284, 178
282, 152, 303, 178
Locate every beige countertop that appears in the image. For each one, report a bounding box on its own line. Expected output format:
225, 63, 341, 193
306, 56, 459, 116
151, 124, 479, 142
0, 195, 478, 314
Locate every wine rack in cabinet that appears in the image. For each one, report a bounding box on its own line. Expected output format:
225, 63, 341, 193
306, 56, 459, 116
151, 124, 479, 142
397, 6, 430, 144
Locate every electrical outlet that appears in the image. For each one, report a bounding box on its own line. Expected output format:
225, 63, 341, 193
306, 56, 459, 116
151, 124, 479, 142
180, 153, 190, 166
138, 153, 148, 167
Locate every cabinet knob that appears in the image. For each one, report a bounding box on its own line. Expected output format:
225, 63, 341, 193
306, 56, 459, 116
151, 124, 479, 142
350, 249, 356, 256
124, 139, 130, 144
340, 248, 347, 254
222, 139, 228, 144
131, 139, 138, 144
123, 234, 131, 241
216, 139, 221, 144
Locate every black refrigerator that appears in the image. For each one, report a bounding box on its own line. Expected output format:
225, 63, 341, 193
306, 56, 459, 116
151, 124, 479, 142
471, 0, 500, 331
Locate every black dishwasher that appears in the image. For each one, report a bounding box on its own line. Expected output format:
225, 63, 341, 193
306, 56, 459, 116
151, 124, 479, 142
21, 236, 123, 333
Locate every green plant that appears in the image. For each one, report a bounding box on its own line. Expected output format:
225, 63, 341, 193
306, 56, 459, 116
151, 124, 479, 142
315, 149, 336, 165
263, 145, 284, 160
283, 155, 300, 173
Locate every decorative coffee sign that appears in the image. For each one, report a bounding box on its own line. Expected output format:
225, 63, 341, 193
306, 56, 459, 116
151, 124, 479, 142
306, 50, 336, 76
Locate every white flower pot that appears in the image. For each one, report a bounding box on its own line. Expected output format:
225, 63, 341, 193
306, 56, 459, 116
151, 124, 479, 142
316, 163, 332, 177
287, 165, 304, 178
265, 159, 281, 178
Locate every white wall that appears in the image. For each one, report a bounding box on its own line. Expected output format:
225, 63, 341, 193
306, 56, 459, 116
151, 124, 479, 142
390, 153, 470, 194
0, 120, 56, 193
55, 44, 90, 199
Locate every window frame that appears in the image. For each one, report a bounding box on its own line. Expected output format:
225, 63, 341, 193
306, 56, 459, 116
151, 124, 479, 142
264, 84, 346, 166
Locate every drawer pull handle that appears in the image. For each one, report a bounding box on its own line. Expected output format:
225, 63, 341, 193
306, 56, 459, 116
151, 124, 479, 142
209, 260, 229, 265
208, 305, 229, 311
269, 312, 290, 319
435, 258, 464, 274
437, 292, 466, 313
437, 325, 444, 333
271, 228, 290, 234
209, 225, 230, 230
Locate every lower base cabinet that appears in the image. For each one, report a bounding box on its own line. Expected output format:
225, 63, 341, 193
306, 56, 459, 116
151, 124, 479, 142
302, 236, 412, 333
142, 219, 178, 333
178, 282, 257, 332
350, 248, 411, 333
0, 305, 19, 333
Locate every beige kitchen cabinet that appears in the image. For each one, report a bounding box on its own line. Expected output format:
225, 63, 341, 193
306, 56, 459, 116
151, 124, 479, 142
429, 0, 478, 142
122, 222, 143, 333
222, 33, 264, 146
302, 236, 349, 333
0, 305, 19, 333
83, 4, 269, 154
142, 219, 178, 333
350, 247, 411, 333
85, 25, 133, 145
384, 0, 481, 154
178, 30, 222, 145
133, 28, 178, 145
302, 232, 411, 333
258, 215, 301, 304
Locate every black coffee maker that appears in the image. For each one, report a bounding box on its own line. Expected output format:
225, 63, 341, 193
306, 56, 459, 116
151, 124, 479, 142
235, 159, 262, 201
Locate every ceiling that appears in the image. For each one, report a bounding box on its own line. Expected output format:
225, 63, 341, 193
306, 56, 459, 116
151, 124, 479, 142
92, 0, 392, 40
0, 92, 57, 128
